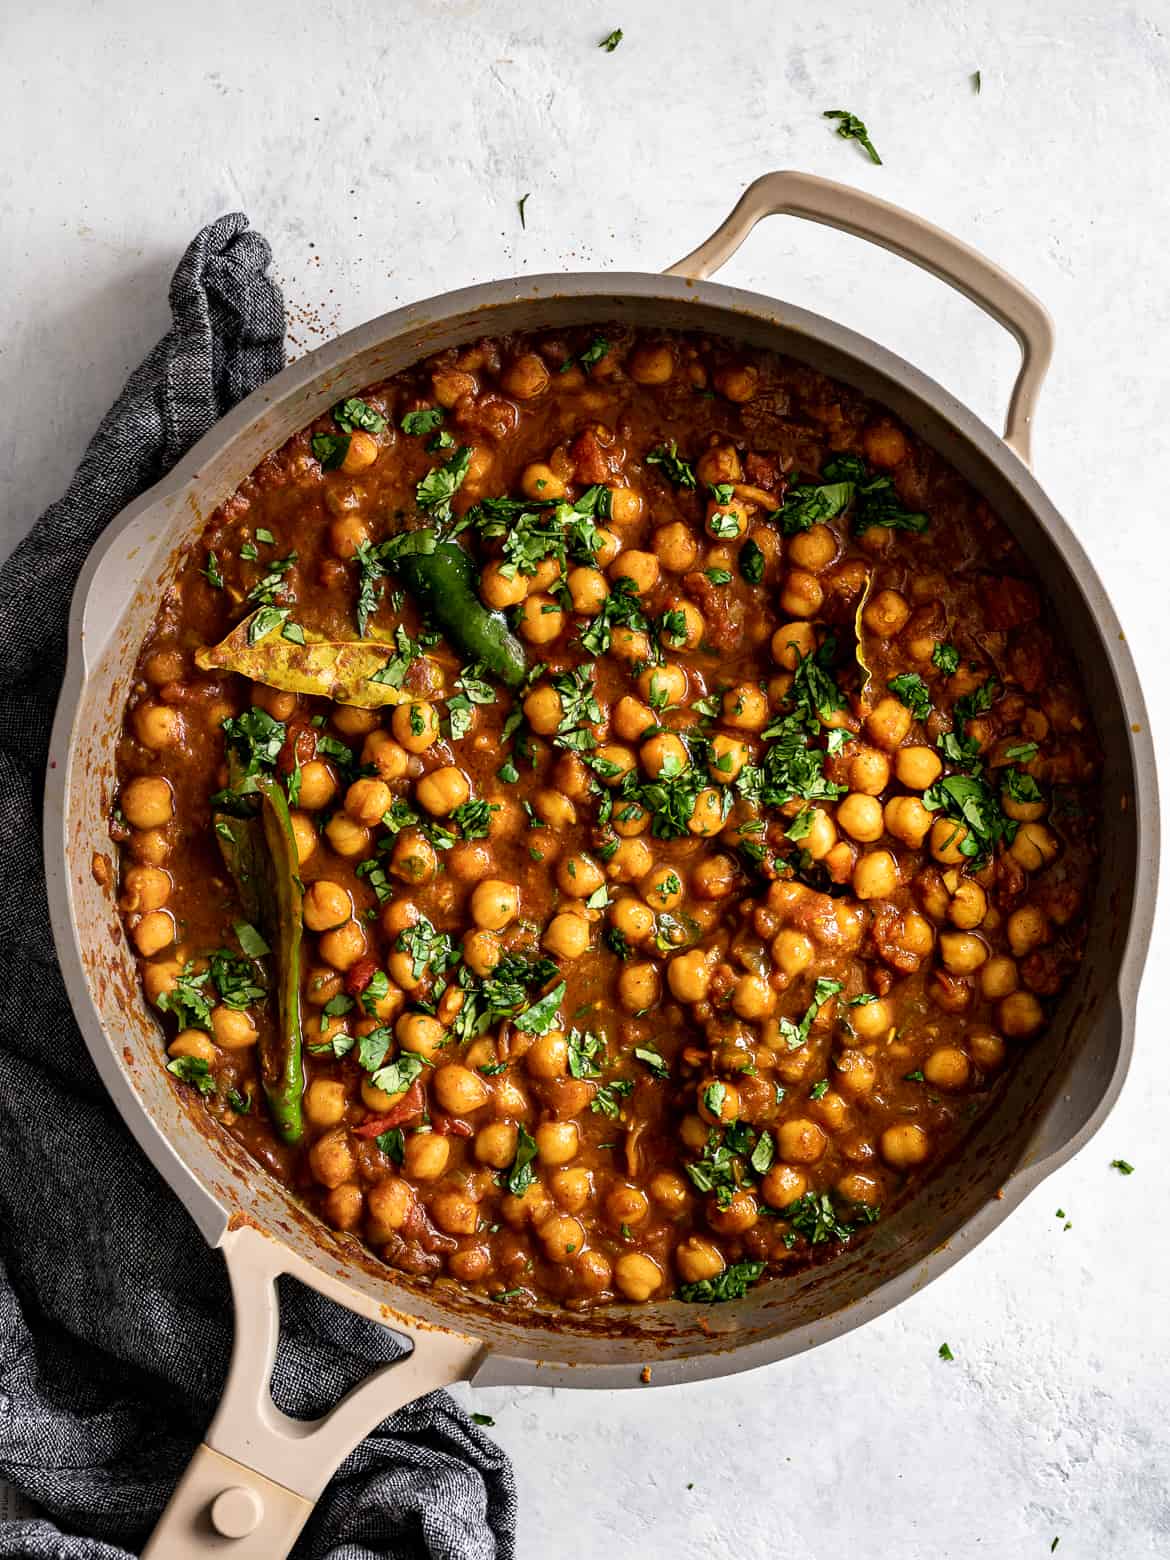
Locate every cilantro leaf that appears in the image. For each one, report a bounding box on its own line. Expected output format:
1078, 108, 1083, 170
646, 441, 696, 489
333, 397, 386, 435
888, 672, 932, 722
677, 1259, 765, 1304
823, 108, 882, 165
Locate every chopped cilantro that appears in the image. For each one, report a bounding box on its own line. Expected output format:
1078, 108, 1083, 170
333, 397, 386, 435
677, 1259, 765, 1304
823, 108, 882, 165
646, 441, 696, 489
888, 672, 932, 721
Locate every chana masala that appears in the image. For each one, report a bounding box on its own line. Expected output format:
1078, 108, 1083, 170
112, 327, 1100, 1309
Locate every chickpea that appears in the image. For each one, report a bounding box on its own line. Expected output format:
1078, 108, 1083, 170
542, 910, 591, 960
128, 828, 169, 867
594, 744, 637, 788
119, 865, 171, 914
706, 499, 749, 541
948, 879, 988, 929
557, 852, 605, 900
691, 854, 738, 899
626, 341, 674, 384
607, 1184, 650, 1229
308, 1129, 355, 1189
862, 588, 911, 638
143, 648, 184, 685
428, 1189, 476, 1237
323, 815, 370, 863
850, 995, 895, 1041
864, 697, 913, 751
520, 461, 567, 501
303, 880, 352, 932
854, 848, 898, 898
391, 701, 440, 754
688, 788, 725, 837
939, 931, 989, 974
389, 829, 437, 887
638, 663, 687, 706
320, 1182, 362, 1233
834, 1049, 877, 1097
516, 593, 565, 644
501, 351, 550, 399
592, 526, 621, 567
475, 1120, 518, 1170
122, 775, 174, 830
708, 1190, 759, 1235
535, 1122, 579, 1167
970, 1030, 1007, 1069
732, 972, 776, 1021
772, 929, 814, 978
777, 1118, 827, 1164
526, 1031, 569, 1080
837, 792, 885, 844
930, 818, 970, 865
779, 569, 824, 619
404, 1132, 452, 1182
610, 896, 655, 945
771, 620, 817, 670
675, 1235, 726, 1284
131, 910, 174, 957
923, 1046, 971, 1091
610, 626, 652, 665
480, 561, 529, 609
535, 1214, 582, 1263
318, 919, 366, 971
415, 766, 471, 817
609, 487, 644, 525
1010, 822, 1060, 872
761, 1163, 807, 1208
648, 1170, 690, 1215
895, 746, 942, 791
609, 549, 660, 597
880, 1122, 930, 1169
367, 1176, 415, 1231
619, 961, 661, 1014
661, 600, 705, 651
397, 1012, 447, 1060
981, 955, 1019, 1000
652, 521, 698, 573
613, 800, 651, 837
695, 445, 742, 487
668, 948, 711, 1003
133, 701, 183, 751
614, 1252, 663, 1302
559, 565, 607, 616
357, 733, 406, 785
861, 422, 907, 468
713, 361, 758, 401
1000, 990, 1045, 1038
304, 1078, 348, 1128
532, 789, 576, 832
433, 1064, 489, 1115
721, 684, 769, 732
168, 1030, 217, 1067
611, 696, 653, 743
848, 747, 890, 796
551, 1167, 593, 1213
297, 760, 338, 811
884, 795, 932, 848
639, 864, 682, 912
462, 879, 517, 933
787, 524, 837, 573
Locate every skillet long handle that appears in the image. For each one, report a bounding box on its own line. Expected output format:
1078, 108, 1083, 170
142, 1224, 485, 1559
666, 169, 1053, 467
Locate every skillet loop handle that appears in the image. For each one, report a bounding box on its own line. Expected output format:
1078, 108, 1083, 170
666, 170, 1053, 467
142, 1225, 484, 1560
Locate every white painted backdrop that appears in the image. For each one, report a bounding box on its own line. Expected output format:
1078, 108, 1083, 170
2, 3, 1167, 1555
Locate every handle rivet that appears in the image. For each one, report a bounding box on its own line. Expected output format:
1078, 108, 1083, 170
211, 1485, 264, 1538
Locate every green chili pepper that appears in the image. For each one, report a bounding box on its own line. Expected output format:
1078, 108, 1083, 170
213, 774, 304, 1143
392, 533, 527, 688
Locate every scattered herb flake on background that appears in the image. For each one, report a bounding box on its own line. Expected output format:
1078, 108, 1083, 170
938, 1342, 955, 1361
823, 109, 882, 165
599, 27, 623, 51
973, 69, 982, 93
1111, 1158, 1135, 1175
518, 193, 530, 229
470, 1411, 496, 1427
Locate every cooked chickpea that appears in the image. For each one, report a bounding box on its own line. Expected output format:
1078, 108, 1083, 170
772, 928, 814, 977
404, 1132, 451, 1181
706, 499, 749, 541
948, 879, 988, 929
309, 1130, 356, 1189
834, 1049, 877, 1097
771, 620, 817, 670
652, 521, 698, 573
619, 962, 661, 1014
862, 588, 911, 638
501, 351, 550, 399
470, 878, 520, 930
607, 1184, 650, 1228
391, 701, 440, 753
168, 1030, 217, 1065
520, 461, 567, 501
143, 648, 184, 685
128, 828, 169, 867
675, 1235, 725, 1284
607, 837, 653, 884
696, 445, 742, 487
305, 1078, 348, 1127
837, 792, 885, 844
640, 864, 683, 911
367, 1176, 414, 1232
884, 795, 933, 848
732, 972, 776, 1021
852, 849, 897, 901
480, 561, 529, 610
939, 931, 989, 974
848, 747, 890, 795
359, 732, 408, 784
713, 361, 758, 401
397, 1012, 447, 1060
787, 524, 837, 573
557, 852, 605, 900
923, 1046, 971, 1091
721, 684, 769, 732
415, 766, 471, 818
516, 592, 565, 644
131, 910, 174, 957
895, 746, 942, 791
133, 702, 182, 749
611, 897, 655, 945
119, 865, 171, 914
303, 880, 352, 932
542, 911, 591, 961
668, 948, 711, 1003
536, 1121, 580, 1166
609, 549, 660, 597
614, 1252, 663, 1302
849, 995, 895, 1040
610, 626, 652, 664
865, 697, 913, 750
779, 569, 824, 619
777, 1117, 827, 1164
761, 1163, 808, 1208
323, 813, 370, 860
122, 776, 174, 830
434, 1064, 490, 1115
638, 663, 687, 706
980, 956, 1018, 1000
611, 696, 654, 743
969, 1030, 1007, 1070
1009, 822, 1060, 872
475, 1120, 518, 1169
549, 1167, 592, 1214
1000, 990, 1044, 1037
609, 487, 644, 525
880, 1122, 930, 1168
526, 1030, 569, 1079
297, 761, 337, 811
540, 1214, 586, 1263
688, 788, 726, 837
627, 341, 674, 384
318, 919, 366, 971
930, 818, 970, 865
564, 565, 608, 615
690, 853, 738, 899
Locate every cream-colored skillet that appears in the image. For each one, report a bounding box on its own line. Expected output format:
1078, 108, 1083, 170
44, 172, 1157, 1556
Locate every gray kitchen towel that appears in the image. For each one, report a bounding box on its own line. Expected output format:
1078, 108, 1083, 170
0, 214, 516, 1560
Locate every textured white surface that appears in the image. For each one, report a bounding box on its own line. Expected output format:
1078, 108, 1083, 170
2, 2, 1168, 1556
